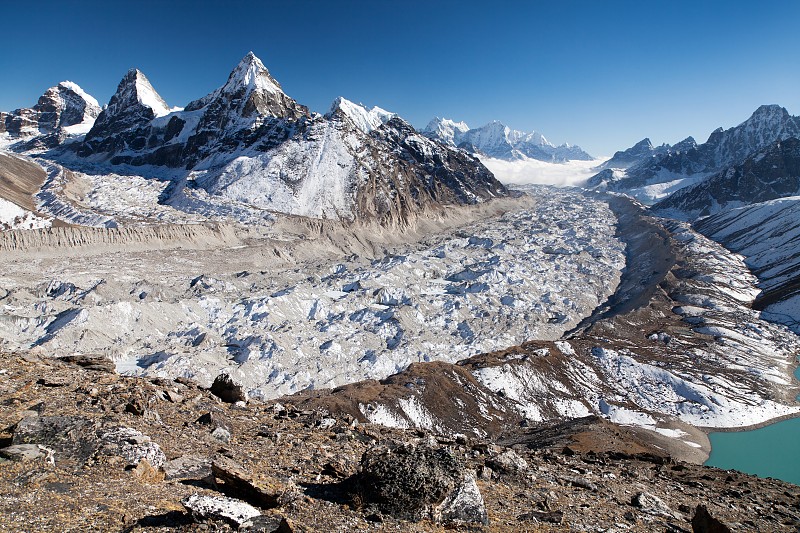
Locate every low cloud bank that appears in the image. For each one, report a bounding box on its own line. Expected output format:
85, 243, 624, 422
481, 156, 608, 187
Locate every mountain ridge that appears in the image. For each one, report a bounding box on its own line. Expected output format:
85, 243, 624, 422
2, 53, 507, 224
589, 104, 800, 203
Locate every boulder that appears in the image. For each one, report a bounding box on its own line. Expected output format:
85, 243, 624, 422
0, 444, 47, 462
355, 440, 488, 525
162, 456, 212, 481
12, 416, 99, 464
632, 491, 674, 517
691, 505, 732, 533
210, 373, 247, 403
211, 456, 299, 509
182, 494, 260, 528
96, 426, 166, 468
487, 449, 528, 474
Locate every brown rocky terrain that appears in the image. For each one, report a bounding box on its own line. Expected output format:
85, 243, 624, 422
1, 351, 797, 532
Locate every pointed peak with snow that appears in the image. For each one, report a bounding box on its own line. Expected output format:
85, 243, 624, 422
184, 52, 309, 121
83, 68, 171, 141
328, 97, 395, 133
108, 68, 170, 118
221, 51, 283, 97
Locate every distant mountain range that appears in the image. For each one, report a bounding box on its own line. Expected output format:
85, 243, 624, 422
588, 105, 800, 205
654, 137, 800, 218
0, 53, 507, 222
422, 118, 593, 162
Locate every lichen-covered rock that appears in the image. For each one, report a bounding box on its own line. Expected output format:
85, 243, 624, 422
487, 449, 528, 474
12, 416, 99, 464
96, 426, 166, 468
0, 444, 47, 462
632, 491, 674, 517
162, 455, 212, 481
432, 473, 488, 525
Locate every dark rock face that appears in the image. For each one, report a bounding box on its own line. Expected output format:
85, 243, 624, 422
692, 504, 732, 533
210, 373, 247, 403
0, 83, 100, 138
363, 116, 507, 220
79, 69, 170, 157
654, 137, 800, 218
355, 440, 488, 524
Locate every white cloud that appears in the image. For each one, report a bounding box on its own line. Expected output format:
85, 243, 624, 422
480, 156, 609, 187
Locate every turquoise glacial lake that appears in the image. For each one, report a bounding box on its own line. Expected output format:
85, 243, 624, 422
704, 367, 800, 486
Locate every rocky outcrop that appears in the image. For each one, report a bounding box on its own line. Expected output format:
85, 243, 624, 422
355, 440, 488, 525
0, 352, 796, 531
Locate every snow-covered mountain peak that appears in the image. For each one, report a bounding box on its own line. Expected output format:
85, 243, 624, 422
221, 51, 283, 97
671, 136, 697, 152
425, 117, 470, 133
747, 104, 790, 122
328, 97, 395, 133
184, 52, 309, 122
423, 117, 592, 162
0, 79, 102, 144
81, 69, 171, 142
422, 117, 470, 146
121, 68, 170, 118
57, 81, 101, 111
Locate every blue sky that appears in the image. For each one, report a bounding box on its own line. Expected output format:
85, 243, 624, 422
2, 0, 799, 156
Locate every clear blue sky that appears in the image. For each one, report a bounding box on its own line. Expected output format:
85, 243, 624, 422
2, 0, 799, 156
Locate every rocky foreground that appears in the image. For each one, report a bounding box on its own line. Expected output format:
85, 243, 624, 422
1, 352, 798, 532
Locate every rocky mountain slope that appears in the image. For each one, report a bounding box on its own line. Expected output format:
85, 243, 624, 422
694, 194, 800, 332
654, 137, 800, 218
1, 351, 797, 532
589, 105, 800, 203
423, 118, 593, 162
0, 82, 100, 150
